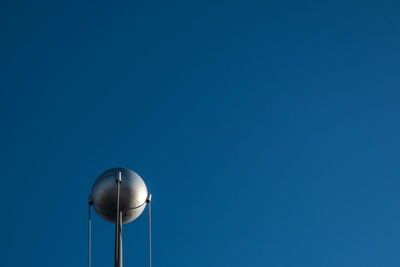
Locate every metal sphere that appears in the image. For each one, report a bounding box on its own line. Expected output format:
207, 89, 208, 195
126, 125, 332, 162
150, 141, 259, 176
91, 167, 148, 224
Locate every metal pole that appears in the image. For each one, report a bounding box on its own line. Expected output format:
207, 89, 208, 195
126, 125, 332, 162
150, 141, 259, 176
88, 196, 92, 267
115, 171, 122, 267
119, 210, 122, 267
147, 194, 152, 267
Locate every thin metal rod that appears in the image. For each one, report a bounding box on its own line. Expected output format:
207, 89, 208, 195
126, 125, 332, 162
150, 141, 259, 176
119, 211, 122, 267
115, 171, 122, 267
88, 199, 91, 267
147, 194, 152, 267
149, 201, 152, 267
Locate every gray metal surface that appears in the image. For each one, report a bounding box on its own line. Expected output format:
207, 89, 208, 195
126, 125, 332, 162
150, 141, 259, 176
91, 167, 148, 224
115, 172, 122, 267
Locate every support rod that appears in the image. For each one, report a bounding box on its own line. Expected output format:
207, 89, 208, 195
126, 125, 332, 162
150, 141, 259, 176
147, 194, 152, 267
88, 196, 92, 267
115, 171, 122, 267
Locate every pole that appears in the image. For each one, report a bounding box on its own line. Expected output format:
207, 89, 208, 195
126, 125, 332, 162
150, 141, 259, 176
147, 194, 152, 267
115, 171, 122, 267
88, 196, 92, 267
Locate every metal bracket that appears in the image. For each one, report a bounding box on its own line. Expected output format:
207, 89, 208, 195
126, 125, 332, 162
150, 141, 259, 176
116, 171, 122, 183
146, 194, 152, 203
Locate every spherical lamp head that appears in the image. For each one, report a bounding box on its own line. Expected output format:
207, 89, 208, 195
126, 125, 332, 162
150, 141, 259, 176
90, 167, 148, 224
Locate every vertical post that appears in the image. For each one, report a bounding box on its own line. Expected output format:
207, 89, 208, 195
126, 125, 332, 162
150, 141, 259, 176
119, 210, 122, 267
115, 171, 122, 267
147, 194, 152, 267
88, 195, 92, 267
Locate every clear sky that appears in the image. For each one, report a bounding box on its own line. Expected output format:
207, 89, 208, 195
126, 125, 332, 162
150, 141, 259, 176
1, 0, 400, 266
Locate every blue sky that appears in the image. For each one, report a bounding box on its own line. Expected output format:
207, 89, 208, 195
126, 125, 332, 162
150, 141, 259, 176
1, 0, 400, 266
